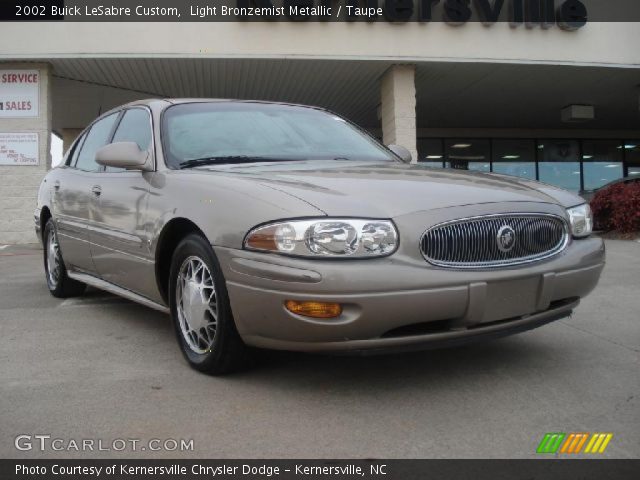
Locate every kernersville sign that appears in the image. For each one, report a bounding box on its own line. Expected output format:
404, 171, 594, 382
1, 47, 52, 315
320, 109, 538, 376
235, 0, 588, 29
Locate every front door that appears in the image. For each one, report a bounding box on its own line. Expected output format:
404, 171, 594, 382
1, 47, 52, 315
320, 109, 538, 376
88, 107, 158, 300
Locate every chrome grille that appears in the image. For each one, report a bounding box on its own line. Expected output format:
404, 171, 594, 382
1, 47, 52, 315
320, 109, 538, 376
420, 214, 569, 268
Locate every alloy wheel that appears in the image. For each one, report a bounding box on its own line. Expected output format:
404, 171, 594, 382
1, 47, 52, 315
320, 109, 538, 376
175, 256, 218, 354
47, 227, 62, 288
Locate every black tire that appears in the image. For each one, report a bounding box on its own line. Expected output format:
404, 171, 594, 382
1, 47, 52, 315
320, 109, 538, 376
43, 218, 86, 298
169, 233, 251, 375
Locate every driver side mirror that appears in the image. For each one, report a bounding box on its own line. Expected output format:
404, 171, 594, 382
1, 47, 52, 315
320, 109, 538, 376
96, 142, 151, 171
387, 144, 412, 164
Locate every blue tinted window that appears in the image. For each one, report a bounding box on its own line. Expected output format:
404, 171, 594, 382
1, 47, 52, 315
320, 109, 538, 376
582, 140, 623, 190
538, 163, 581, 191
538, 140, 580, 191
445, 139, 490, 172
492, 139, 536, 180
625, 141, 640, 177
493, 163, 536, 179
417, 139, 444, 168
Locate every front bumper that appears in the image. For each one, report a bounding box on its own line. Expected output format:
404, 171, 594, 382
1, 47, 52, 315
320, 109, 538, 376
236, 298, 577, 354
215, 235, 605, 353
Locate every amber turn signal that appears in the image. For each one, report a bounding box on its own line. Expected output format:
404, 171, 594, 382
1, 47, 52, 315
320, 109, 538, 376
244, 225, 279, 251
285, 300, 342, 319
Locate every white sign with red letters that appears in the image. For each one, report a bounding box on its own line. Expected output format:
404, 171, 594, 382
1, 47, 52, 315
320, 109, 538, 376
0, 132, 39, 166
0, 70, 40, 118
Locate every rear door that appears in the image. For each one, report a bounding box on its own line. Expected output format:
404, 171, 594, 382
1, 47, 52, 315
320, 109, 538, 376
88, 107, 157, 299
53, 113, 119, 274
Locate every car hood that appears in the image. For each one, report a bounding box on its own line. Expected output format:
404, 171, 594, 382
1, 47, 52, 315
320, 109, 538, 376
196, 160, 584, 218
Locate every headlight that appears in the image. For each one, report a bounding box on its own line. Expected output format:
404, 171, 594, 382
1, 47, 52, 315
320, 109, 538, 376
567, 204, 593, 238
244, 219, 398, 258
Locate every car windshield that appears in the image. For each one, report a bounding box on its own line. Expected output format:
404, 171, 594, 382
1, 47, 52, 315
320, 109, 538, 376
162, 102, 395, 168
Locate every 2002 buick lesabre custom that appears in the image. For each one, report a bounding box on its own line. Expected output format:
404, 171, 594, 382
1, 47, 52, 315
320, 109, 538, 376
35, 99, 605, 373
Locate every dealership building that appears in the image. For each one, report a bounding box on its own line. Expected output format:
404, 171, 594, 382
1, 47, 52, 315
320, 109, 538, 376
1, 1, 639, 244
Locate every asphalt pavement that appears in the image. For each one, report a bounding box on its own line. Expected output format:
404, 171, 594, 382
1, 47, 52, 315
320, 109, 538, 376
0, 240, 638, 459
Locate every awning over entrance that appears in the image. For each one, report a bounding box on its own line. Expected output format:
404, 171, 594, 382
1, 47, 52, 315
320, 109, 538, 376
44, 58, 640, 134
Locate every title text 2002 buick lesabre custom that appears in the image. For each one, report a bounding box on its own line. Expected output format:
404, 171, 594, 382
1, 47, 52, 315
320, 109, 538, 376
35, 99, 605, 374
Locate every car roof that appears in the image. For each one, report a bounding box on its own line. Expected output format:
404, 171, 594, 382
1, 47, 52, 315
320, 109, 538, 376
115, 98, 326, 110
94, 98, 328, 123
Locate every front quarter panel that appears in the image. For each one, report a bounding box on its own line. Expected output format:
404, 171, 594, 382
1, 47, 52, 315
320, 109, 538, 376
146, 170, 325, 252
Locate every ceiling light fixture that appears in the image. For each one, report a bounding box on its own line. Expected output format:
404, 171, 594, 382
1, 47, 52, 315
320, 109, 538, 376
561, 104, 595, 123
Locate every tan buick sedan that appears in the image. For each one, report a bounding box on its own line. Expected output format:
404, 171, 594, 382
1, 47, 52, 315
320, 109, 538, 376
35, 99, 605, 374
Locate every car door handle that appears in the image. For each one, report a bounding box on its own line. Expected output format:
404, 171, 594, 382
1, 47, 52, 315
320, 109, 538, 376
53, 181, 60, 191
91, 185, 102, 196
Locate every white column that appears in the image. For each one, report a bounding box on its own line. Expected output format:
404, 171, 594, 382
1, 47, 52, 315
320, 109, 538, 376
380, 64, 417, 163
0, 63, 52, 244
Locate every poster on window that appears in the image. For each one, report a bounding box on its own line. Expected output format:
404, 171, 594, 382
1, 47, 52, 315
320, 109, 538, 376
0, 70, 40, 118
0, 132, 39, 166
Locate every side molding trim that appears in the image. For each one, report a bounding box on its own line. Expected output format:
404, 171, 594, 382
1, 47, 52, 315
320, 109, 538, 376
67, 271, 170, 314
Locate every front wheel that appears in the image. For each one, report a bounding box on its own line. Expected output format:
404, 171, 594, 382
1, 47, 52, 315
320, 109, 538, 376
43, 219, 86, 298
168, 234, 251, 374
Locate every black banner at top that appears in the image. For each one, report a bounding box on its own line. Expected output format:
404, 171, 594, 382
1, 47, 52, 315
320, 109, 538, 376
1, 0, 640, 24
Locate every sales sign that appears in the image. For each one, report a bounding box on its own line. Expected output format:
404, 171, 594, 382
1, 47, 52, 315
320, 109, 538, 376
0, 132, 39, 165
0, 70, 40, 118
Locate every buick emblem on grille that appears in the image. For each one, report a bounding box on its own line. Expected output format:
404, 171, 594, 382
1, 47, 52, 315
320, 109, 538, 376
420, 214, 567, 268
496, 225, 516, 252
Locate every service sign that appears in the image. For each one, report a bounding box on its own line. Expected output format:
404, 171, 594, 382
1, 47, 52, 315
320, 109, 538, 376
0, 132, 39, 166
0, 70, 40, 118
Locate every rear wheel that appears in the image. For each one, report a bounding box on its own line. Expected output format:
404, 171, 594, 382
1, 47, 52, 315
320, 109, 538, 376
43, 219, 86, 298
169, 234, 251, 374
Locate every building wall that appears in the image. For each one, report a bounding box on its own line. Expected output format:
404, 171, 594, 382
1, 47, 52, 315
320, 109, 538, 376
0, 19, 638, 244
1, 22, 639, 68
0, 64, 51, 245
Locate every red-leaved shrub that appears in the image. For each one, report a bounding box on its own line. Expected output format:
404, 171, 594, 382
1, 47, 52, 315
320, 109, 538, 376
590, 182, 640, 233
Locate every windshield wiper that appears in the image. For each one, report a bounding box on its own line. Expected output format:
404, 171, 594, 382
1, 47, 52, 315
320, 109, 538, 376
179, 156, 297, 169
